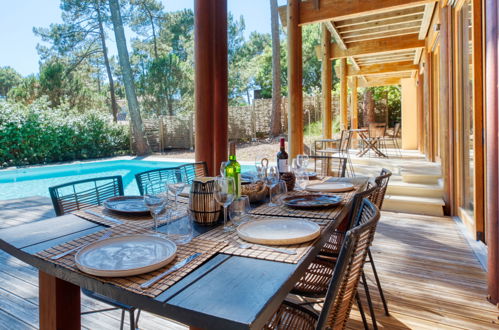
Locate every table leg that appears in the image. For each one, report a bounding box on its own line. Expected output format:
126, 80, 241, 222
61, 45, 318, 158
39, 271, 81, 330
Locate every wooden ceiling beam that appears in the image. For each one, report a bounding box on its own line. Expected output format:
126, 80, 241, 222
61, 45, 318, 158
363, 77, 403, 86
335, 6, 424, 28
418, 2, 437, 39
331, 34, 425, 59
414, 48, 424, 64
292, 0, 437, 26
344, 28, 421, 43
324, 21, 347, 50
337, 14, 423, 34
340, 22, 422, 39
346, 61, 419, 76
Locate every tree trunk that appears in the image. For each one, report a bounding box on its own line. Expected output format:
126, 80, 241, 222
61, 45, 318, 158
269, 0, 281, 137
109, 0, 150, 155
364, 87, 375, 125
97, 0, 119, 122
143, 1, 159, 59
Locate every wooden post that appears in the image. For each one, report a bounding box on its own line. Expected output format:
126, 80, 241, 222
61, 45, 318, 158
321, 23, 332, 139
439, 5, 453, 215
39, 271, 80, 330
287, 0, 303, 159
485, 0, 499, 305
213, 0, 228, 174
194, 0, 228, 175
351, 76, 359, 145
340, 58, 348, 131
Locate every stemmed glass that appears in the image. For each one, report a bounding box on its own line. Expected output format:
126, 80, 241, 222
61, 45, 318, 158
266, 166, 280, 206
229, 195, 251, 227
297, 154, 309, 170
220, 161, 228, 177
166, 168, 185, 214
213, 176, 236, 232
144, 182, 167, 231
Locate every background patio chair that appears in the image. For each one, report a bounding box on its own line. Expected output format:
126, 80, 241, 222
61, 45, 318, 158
135, 167, 179, 195
49, 176, 124, 216
383, 123, 402, 157
264, 199, 380, 330
310, 155, 347, 178
314, 131, 354, 176
177, 161, 209, 184
367, 123, 388, 158
48, 176, 139, 330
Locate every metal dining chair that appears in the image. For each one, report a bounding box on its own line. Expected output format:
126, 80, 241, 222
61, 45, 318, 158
48, 176, 140, 330
383, 123, 402, 158
367, 123, 388, 158
264, 199, 380, 330
135, 167, 179, 195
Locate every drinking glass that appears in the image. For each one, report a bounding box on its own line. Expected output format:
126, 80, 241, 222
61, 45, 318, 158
220, 161, 229, 177
165, 168, 185, 214
144, 182, 167, 231
213, 176, 236, 232
270, 180, 288, 206
163, 209, 194, 245
266, 166, 280, 206
295, 170, 309, 191
229, 195, 251, 226
297, 154, 309, 170
290, 158, 300, 172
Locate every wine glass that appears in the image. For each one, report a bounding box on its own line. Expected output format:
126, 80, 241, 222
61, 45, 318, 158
213, 176, 236, 232
144, 182, 167, 231
266, 166, 280, 206
270, 180, 288, 206
220, 161, 228, 177
295, 170, 309, 191
229, 195, 251, 226
297, 154, 309, 170
165, 168, 185, 214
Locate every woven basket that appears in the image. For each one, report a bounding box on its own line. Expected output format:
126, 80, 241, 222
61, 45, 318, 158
280, 172, 296, 191
189, 177, 221, 225
241, 181, 268, 203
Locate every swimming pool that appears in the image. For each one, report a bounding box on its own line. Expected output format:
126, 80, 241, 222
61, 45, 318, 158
0, 160, 255, 201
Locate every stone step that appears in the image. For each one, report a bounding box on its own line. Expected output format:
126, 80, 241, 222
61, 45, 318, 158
387, 180, 443, 198
382, 195, 445, 216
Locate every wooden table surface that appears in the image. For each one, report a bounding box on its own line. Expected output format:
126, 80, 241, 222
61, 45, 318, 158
0, 192, 355, 329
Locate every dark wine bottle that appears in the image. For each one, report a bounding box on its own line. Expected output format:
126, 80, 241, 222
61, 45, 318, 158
276, 138, 289, 173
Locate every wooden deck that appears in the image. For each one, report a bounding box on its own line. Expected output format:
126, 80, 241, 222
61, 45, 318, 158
0, 198, 497, 329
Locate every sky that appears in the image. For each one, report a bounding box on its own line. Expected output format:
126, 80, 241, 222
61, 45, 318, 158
0, 0, 282, 76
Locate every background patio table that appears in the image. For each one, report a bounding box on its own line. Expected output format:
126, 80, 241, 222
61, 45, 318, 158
0, 181, 359, 330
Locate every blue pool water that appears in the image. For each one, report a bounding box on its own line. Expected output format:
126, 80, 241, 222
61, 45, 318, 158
0, 160, 254, 201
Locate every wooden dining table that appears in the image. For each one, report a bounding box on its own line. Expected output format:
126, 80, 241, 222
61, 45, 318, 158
0, 177, 364, 330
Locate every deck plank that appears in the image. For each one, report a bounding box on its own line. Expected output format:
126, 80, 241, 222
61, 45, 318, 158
0, 198, 498, 329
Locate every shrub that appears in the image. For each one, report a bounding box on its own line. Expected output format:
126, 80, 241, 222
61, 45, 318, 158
0, 100, 129, 167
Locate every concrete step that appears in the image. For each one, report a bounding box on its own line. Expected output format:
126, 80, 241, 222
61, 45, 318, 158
382, 195, 445, 216
401, 172, 441, 184
387, 180, 443, 198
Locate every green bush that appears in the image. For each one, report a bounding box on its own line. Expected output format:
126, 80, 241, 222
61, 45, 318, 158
0, 100, 129, 167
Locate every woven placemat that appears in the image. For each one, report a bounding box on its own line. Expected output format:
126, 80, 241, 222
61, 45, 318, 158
74, 204, 189, 229
197, 215, 332, 264
37, 224, 226, 297
250, 189, 356, 220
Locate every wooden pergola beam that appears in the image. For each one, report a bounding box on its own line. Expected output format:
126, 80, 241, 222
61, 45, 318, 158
279, 0, 437, 26
418, 2, 436, 39
346, 61, 419, 76
331, 34, 425, 59
360, 77, 403, 87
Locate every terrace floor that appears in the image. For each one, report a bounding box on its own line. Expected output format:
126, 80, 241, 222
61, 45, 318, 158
0, 198, 497, 329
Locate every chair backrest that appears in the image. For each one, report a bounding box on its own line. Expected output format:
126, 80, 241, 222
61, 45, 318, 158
368, 123, 386, 138
135, 167, 179, 195
371, 168, 392, 209
343, 180, 378, 231
316, 198, 380, 330
338, 130, 353, 154
49, 176, 124, 216
177, 162, 208, 184
311, 155, 347, 178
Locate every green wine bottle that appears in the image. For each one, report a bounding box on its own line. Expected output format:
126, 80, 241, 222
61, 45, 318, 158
225, 142, 241, 198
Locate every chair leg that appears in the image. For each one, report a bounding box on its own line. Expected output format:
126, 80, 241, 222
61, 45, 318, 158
356, 291, 370, 330
368, 249, 389, 316
362, 272, 378, 330
129, 309, 136, 330
120, 309, 125, 330
135, 309, 141, 328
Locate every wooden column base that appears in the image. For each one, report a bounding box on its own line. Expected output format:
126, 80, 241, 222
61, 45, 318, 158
39, 271, 81, 330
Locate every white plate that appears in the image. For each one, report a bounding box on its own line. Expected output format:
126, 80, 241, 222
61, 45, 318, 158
75, 235, 177, 277
237, 219, 320, 245
306, 182, 354, 193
